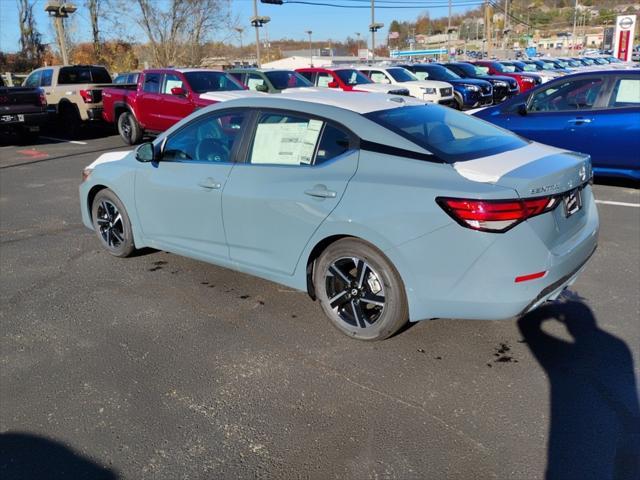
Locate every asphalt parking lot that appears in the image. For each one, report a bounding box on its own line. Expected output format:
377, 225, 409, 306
1, 129, 639, 479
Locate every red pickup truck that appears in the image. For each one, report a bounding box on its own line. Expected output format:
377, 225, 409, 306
102, 68, 246, 144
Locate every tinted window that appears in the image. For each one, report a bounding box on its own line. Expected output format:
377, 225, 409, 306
113, 74, 128, 84
264, 71, 312, 90
162, 111, 246, 163
24, 71, 41, 88
58, 66, 111, 84
334, 69, 372, 86
315, 124, 351, 165
40, 69, 53, 86
297, 71, 315, 82
183, 71, 243, 93
608, 78, 640, 108
416, 65, 460, 81
368, 71, 389, 83
365, 105, 527, 163
386, 68, 418, 82
249, 113, 323, 166
162, 73, 183, 94
529, 78, 604, 112
143, 73, 161, 93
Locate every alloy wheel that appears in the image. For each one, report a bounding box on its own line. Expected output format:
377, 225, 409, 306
324, 257, 386, 329
96, 199, 125, 248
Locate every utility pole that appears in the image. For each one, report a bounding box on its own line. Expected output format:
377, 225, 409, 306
503, 0, 510, 55
355, 32, 361, 55
306, 30, 313, 67
571, 0, 578, 54
485, 0, 492, 58
447, 0, 452, 59
45, 1, 76, 65
235, 27, 244, 63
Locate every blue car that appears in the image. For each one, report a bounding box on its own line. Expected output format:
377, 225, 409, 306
474, 70, 640, 181
80, 91, 599, 340
443, 62, 521, 103
399, 63, 493, 110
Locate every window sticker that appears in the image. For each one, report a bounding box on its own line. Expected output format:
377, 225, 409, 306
252, 119, 323, 165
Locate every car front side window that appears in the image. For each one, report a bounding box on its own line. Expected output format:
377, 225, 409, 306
162, 111, 246, 163
246, 73, 267, 91
162, 74, 183, 94
248, 113, 351, 167
24, 71, 41, 88
369, 71, 389, 84
316, 73, 332, 87
143, 73, 161, 93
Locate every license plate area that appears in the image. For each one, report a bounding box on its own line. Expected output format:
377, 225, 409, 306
0, 114, 24, 122
563, 188, 582, 217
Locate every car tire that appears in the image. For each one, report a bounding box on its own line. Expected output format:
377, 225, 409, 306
453, 95, 464, 110
117, 111, 143, 145
60, 103, 81, 138
313, 238, 408, 341
91, 188, 136, 258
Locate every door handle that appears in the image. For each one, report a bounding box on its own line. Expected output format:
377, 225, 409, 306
198, 177, 222, 190
305, 185, 337, 199
567, 118, 592, 125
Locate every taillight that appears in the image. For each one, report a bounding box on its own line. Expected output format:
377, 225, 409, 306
80, 89, 94, 103
38, 88, 46, 106
436, 196, 559, 233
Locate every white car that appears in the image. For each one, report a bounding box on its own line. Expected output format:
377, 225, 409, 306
359, 66, 455, 106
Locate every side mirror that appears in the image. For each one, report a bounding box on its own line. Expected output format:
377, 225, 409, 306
136, 142, 155, 162
327, 81, 339, 88
517, 103, 528, 116
382, 78, 391, 84
255, 83, 269, 92
171, 86, 186, 96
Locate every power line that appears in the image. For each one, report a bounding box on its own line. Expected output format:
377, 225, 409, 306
284, 1, 484, 8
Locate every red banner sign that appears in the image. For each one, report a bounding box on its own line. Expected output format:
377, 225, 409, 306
617, 30, 630, 61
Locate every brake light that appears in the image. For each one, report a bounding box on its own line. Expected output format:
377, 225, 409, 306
79, 89, 94, 103
38, 88, 46, 106
436, 196, 559, 233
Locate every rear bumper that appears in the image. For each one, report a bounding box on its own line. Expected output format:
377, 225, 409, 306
385, 187, 600, 321
86, 107, 104, 121
0, 111, 48, 126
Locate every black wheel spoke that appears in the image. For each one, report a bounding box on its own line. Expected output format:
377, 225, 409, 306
361, 291, 385, 307
329, 264, 352, 284
329, 290, 350, 309
350, 300, 368, 328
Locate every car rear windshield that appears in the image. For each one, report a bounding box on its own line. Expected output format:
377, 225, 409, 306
386, 68, 418, 82
58, 66, 112, 84
264, 71, 312, 90
334, 69, 372, 85
365, 105, 527, 163
423, 66, 460, 81
184, 71, 243, 93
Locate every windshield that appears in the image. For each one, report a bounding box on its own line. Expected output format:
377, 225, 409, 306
365, 105, 527, 163
265, 71, 312, 90
420, 66, 460, 81
386, 68, 418, 82
593, 58, 608, 65
334, 69, 372, 85
541, 62, 555, 70
473, 65, 490, 76
184, 71, 243, 93
522, 64, 537, 71
493, 63, 516, 73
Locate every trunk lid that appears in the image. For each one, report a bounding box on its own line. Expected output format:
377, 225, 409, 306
452, 142, 592, 198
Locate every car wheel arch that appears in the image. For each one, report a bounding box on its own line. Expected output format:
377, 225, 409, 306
87, 184, 109, 224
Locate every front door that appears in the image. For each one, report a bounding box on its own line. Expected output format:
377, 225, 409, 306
134, 110, 248, 261
223, 111, 358, 275
157, 73, 193, 131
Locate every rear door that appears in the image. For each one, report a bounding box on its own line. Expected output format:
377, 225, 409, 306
134, 109, 248, 260
222, 110, 358, 275
505, 76, 607, 156
137, 72, 164, 130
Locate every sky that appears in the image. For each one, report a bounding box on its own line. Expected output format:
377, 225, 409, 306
0, 0, 480, 53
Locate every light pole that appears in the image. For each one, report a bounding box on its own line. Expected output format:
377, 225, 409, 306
369, 0, 384, 62
355, 32, 361, 55
306, 30, 313, 67
447, 0, 452, 59
571, 0, 579, 54
251, 0, 270, 67
45, 1, 76, 65
235, 27, 244, 62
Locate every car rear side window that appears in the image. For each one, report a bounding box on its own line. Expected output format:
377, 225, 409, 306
58, 66, 111, 84
608, 78, 640, 108
246, 73, 267, 91
40, 69, 53, 87
143, 73, 161, 93
365, 105, 527, 163
315, 124, 351, 165
316, 72, 332, 87
162, 112, 246, 163
24, 71, 41, 88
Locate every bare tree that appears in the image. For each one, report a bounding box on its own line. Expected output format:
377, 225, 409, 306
86, 0, 102, 60
133, 0, 232, 67
17, 0, 44, 64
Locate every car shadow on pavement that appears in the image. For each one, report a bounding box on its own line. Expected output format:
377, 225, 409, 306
0, 432, 118, 480
517, 301, 640, 480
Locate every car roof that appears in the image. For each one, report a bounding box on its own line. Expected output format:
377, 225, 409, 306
207, 89, 424, 114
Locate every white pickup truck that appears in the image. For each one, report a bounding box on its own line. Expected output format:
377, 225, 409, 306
359, 66, 455, 106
